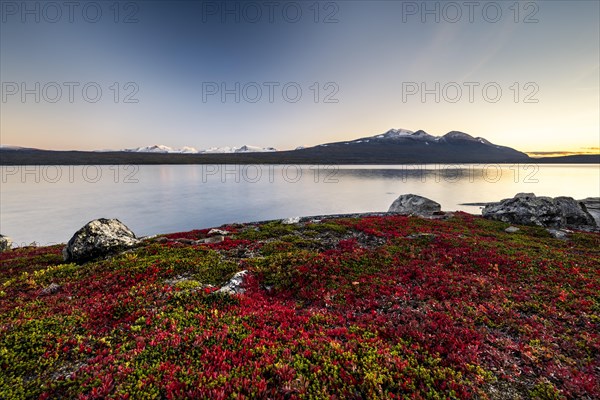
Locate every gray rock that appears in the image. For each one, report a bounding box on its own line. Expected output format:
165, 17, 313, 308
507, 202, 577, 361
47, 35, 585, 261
406, 233, 437, 239
554, 197, 596, 227
282, 217, 301, 225
0, 235, 12, 252
207, 229, 229, 236
514, 192, 536, 199
192, 235, 225, 245
175, 238, 194, 245
63, 218, 140, 264
217, 270, 248, 295
482, 193, 597, 229
547, 229, 569, 240
505, 226, 520, 233
388, 194, 441, 216
41, 283, 61, 295
580, 197, 600, 211
580, 197, 600, 226
203, 235, 225, 244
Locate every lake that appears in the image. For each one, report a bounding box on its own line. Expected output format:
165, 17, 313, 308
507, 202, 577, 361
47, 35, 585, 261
1, 163, 598, 246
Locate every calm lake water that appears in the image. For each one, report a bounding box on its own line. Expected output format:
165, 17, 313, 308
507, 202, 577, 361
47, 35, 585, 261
1, 164, 598, 246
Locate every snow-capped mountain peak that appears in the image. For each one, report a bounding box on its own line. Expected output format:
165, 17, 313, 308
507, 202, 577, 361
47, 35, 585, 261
123, 145, 199, 154
317, 128, 505, 148
199, 145, 277, 154
235, 145, 277, 153
179, 146, 200, 154
369, 129, 436, 142
377, 128, 415, 138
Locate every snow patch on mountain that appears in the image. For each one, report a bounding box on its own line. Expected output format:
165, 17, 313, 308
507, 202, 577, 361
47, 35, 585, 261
362, 129, 503, 146
123, 145, 193, 154
359, 128, 437, 142
122, 144, 278, 154
200, 145, 277, 154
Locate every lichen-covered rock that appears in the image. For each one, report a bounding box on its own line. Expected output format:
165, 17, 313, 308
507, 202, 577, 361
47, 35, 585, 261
217, 270, 248, 295
388, 194, 441, 216
0, 235, 12, 252
482, 193, 597, 229
63, 218, 140, 264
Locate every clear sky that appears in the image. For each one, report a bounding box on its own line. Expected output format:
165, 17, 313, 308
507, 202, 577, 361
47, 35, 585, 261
1, 0, 598, 154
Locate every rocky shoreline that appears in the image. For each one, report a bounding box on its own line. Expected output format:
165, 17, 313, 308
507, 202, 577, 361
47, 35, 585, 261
1, 193, 598, 254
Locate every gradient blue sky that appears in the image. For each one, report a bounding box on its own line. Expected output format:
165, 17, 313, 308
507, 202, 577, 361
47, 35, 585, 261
1, 0, 598, 153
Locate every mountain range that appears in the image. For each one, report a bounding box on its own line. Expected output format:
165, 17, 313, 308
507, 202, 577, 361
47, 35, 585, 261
117, 144, 278, 154
304, 129, 529, 163
1, 129, 598, 165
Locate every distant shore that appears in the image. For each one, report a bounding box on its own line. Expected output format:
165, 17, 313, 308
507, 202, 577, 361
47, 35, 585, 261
1, 148, 599, 165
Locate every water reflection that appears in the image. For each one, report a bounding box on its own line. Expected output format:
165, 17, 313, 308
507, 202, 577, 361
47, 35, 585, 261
1, 164, 598, 246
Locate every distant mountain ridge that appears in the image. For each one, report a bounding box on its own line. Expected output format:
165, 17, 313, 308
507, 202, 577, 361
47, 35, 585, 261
323, 129, 500, 146
1, 128, 598, 165
97, 128, 527, 158
305, 128, 530, 163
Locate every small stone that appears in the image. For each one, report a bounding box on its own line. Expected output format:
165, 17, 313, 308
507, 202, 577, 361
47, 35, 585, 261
217, 270, 248, 295
547, 229, 569, 240
505, 226, 520, 233
203, 235, 225, 244
41, 283, 61, 296
282, 217, 301, 225
154, 236, 169, 243
406, 233, 437, 239
207, 229, 229, 236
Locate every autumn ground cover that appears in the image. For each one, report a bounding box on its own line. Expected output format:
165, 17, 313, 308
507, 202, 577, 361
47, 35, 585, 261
1, 213, 598, 399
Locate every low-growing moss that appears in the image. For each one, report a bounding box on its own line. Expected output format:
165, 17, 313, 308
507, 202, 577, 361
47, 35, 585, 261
529, 380, 565, 399
236, 221, 298, 240
304, 221, 349, 234
173, 279, 203, 290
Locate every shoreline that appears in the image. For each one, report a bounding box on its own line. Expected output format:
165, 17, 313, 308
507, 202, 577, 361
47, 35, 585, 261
1, 148, 599, 165
5, 205, 600, 251
4, 196, 600, 249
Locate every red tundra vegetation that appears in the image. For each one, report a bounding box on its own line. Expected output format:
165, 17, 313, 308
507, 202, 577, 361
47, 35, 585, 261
1, 213, 598, 399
